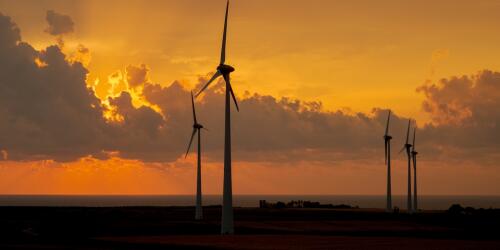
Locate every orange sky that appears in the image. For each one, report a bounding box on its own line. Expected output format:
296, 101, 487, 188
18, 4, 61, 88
0, 0, 499, 195
3, 0, 500, 121
1, 157, 498, 195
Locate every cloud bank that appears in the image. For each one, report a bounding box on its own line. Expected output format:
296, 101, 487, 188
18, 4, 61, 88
0, 13, 499, 166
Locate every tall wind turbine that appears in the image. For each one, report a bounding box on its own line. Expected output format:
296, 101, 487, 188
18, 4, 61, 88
383, 110, 393, 212
185, 92, 205, 220
195, 0, 238, 234
411, 127, 419, 213
400, 119, 413, 213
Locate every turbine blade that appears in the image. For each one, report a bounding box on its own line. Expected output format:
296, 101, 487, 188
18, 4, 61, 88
384, 140, 388, 164
191, 91, 197, 124
202, 127, 209, 131
220, 0, 229, 65
385, 110, 391, 135
398, 146, 406, 154
223, 74, 239, 111
195, 71, 222, 97
405, 119, 411, 144
412, 127, 417, 151
185, 129, 197, 158
229, 85, 239, 112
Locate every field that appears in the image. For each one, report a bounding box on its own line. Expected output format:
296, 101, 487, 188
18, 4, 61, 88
0, 206, 499, 249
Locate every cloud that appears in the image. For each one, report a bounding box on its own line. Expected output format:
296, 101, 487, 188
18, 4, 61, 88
417, 70, 500, 151
69, 44, 91, 67
126, 64, 149, 90
44, 10, 74, 36
418, 70, 500, 126
1, 13, 499, 167
139, 78, 415, 163
0, 13, 109, 161
0, 14, 20, 48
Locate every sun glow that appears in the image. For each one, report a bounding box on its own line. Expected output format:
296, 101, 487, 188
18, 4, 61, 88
34, 57, 48, 68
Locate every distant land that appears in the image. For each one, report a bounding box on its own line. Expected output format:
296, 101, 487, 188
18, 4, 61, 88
0, 195, 498, 210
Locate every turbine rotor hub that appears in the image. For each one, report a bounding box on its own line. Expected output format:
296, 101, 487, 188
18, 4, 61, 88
194, 123, 203, 129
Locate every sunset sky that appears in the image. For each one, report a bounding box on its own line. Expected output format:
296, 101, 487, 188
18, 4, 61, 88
0, 0, 499, 195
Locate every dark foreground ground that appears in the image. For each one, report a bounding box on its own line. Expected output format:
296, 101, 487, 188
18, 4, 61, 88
0, 206, 499, 249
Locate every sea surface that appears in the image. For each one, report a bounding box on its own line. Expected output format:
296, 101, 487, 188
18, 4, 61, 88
0, 195, 498, 210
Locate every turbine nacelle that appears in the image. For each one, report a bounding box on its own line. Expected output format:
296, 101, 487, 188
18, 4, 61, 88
193, 123, 204, 130
404, 143, 412, 155
383, 135, 392, 141
217, 64, 235, 74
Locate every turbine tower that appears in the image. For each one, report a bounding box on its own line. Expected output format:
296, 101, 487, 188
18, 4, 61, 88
400, 119, 413, 214
383, 110, 393, 212
411, 127, 418, 213
195, 0, 239, 234
185, 92, 205, 220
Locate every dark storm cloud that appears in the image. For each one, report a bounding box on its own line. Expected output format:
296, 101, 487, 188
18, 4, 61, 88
44, 10, 74, 36
0, 13, 499, 164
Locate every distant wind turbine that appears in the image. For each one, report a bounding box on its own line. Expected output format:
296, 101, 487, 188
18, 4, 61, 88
195, 0, 238, 234
411, 127, 419, 213
383, 110, 393, 212
185, 92, 205, 220
400, 119, 413, 213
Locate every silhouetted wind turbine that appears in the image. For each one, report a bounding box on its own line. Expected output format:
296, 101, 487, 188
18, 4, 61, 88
400, 119, 413, 213
411, 127, 418, 213
195, 0, 238, 234
185, 92, 205, 220
383, 110, 393, 212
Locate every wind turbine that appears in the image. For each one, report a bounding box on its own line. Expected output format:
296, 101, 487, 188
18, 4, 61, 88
383, 110, 393, 212
400, 119, 413, 214
411, 127, 418, 213
185, 92, 205, 220
195, 0, 238, 234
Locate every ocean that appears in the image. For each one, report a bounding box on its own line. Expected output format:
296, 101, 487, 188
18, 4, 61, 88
0, 195, 498, 210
